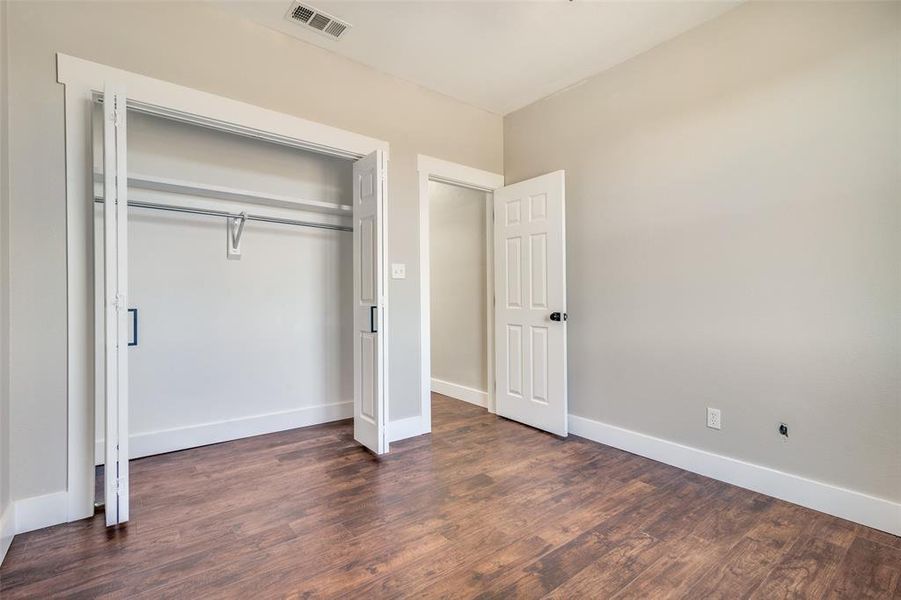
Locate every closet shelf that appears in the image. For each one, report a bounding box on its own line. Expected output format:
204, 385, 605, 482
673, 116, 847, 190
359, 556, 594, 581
92, 171, 352, 216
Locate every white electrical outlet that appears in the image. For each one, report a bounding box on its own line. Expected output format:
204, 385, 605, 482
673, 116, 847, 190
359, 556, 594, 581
391, 263, 406, 279
706, 407, 722, 430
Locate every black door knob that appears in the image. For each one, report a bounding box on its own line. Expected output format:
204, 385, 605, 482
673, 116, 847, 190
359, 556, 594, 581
550, 312, 567, 322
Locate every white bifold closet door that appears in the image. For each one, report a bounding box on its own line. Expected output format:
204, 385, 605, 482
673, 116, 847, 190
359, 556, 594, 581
352, 150, 388, 454
493, 171, 568, 437
102, 85, 130, 526
97, 95, 390, 531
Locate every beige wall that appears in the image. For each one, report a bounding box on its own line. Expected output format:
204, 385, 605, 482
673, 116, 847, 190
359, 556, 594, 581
505, 1, 901, 502
1, 0, 11, 530
429, 180, 489, 392
6, 1, 502, 501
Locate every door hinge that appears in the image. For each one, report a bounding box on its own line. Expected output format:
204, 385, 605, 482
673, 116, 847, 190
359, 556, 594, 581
112, 101, 123, 128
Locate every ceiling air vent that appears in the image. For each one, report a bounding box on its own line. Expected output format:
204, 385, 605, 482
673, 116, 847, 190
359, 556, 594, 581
285, 2, 351, 40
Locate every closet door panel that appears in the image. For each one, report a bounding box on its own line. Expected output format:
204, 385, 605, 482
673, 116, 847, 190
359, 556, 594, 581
352, 150, 387, 454
102, 85, 130, 526
493, 171, 567, 437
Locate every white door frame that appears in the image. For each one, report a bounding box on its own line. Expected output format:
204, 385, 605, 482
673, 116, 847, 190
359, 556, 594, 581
417, 155, 504, 434
58, 54, 390, 523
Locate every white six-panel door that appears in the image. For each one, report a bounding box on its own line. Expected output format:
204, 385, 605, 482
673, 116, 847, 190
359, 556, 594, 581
102, 86, 130, 525
494, 171, 567, 436
353, 150, 388, 454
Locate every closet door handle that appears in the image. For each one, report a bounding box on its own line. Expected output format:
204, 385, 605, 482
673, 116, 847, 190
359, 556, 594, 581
128, 308, 138, 346
370, 305, 378, 333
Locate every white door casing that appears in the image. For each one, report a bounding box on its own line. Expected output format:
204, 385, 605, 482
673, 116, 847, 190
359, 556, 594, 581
353, 150, 388, 454
102, 86, 130, 525
494, 171, 567, 436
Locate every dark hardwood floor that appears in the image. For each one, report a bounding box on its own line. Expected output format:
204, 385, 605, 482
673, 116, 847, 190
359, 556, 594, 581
1, 394, 899, 598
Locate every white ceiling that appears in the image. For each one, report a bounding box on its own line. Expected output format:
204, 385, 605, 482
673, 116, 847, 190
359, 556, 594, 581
217, 1, 739, 115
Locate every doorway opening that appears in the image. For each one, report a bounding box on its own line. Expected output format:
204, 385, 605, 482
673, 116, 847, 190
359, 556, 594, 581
416, 155, 504, 434
428, 180, 493, 418
417, 155, 569, 440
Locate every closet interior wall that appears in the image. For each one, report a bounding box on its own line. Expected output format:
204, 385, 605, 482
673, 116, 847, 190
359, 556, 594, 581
93, 109, 354, 463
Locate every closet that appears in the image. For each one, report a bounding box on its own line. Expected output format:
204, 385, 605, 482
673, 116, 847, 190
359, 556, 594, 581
86, 83, 388, 526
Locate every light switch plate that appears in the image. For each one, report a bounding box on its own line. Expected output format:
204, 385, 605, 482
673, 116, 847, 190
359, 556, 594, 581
391, 263, 406, 279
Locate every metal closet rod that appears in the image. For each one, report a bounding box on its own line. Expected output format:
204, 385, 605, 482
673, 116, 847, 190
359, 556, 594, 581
93, 198, 353, 232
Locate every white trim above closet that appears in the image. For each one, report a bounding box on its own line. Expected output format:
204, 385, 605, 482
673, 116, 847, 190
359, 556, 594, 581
68, 62, 387, 161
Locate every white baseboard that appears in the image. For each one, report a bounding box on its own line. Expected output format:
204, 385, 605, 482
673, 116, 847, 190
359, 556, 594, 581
13, 490, 69, 535
569, 414, 901, 536
0, 502, 15, 565
431, 378, 488, 408
96, 401, 353, 464
388, 415, 427, 443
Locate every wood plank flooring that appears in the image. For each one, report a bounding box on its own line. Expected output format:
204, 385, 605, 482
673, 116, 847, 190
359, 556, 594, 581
1, 394, 898, 598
